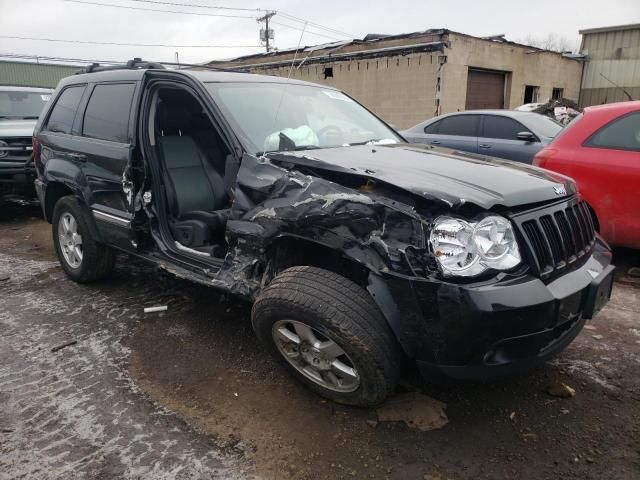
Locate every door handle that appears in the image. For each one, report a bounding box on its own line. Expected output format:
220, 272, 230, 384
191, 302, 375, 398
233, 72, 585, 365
479, 144, 491, 149
67, 152, 87, 161
429, 140, 441, 145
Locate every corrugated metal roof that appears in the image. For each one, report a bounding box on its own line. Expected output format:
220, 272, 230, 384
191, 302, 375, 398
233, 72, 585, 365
579, 23, 640, 35
0, 61, 82, 88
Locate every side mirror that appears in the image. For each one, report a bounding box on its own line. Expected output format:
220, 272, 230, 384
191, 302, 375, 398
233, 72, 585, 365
517, 131, 536, 142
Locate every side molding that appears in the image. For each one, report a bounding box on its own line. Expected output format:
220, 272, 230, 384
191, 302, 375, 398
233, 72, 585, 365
92, 209, 132, 228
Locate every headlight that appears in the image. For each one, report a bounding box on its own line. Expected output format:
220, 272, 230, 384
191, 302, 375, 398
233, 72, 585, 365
429, 215, 521, 277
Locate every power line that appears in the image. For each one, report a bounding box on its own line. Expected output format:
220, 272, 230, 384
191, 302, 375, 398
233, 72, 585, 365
114, 0, 356, 38
55, 0, 355, 54
271, 21, 343, 41
0, 52, 128, 65
277, 11, 355, 38
0, 34, 263, 48
64, 0, 257, 18
126, 0, 264, 13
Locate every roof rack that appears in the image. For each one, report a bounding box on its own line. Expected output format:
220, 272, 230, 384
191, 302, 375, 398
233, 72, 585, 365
160, 61, 250, 74
77, 57, 165, 74
76, 57, 249, 75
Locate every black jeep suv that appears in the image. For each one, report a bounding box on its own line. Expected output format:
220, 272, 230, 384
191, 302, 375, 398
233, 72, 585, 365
33, 61, 614, 406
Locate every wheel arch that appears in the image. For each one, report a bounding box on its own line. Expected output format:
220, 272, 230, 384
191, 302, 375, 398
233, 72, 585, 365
262, 235, 413, 357
45, 180, 102, 242
263, 235, 371, 288
44, 181, 74, 223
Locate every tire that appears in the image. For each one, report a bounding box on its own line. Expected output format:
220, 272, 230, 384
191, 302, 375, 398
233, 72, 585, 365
252, 266, 402, 407
52, 195, 115, 283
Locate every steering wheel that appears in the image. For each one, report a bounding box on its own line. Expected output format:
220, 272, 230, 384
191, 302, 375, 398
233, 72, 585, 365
317, 125, 344, 145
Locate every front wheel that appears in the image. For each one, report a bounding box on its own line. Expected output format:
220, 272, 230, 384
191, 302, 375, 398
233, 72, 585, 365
252, 266, 402, 406
52, 196, 115, 283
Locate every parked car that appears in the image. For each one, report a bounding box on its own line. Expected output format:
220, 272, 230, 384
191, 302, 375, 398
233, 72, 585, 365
402, 110, 564, 163
534, 101, 640, 249
0, 86, 52, 199
34, 61, 614, 407
515, 102, 545, 112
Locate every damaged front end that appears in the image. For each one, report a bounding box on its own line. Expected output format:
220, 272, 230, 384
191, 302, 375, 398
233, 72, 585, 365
216, 152, 442, 298
213, 148, 613, 380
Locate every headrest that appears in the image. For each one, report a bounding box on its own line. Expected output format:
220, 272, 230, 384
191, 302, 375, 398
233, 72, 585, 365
157, 100, 193, 133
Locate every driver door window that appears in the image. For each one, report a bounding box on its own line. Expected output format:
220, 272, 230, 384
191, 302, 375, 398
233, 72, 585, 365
478, 115, 540, 163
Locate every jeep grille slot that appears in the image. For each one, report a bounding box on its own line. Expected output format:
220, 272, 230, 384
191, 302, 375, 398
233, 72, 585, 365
518, 200, 596, 280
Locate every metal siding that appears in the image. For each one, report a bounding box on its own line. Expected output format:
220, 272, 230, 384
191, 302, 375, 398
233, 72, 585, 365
0, 61, 81, 88
580, 26, 640, 106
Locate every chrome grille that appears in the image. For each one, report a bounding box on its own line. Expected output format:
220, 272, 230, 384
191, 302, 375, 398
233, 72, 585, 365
516, 199, 596, 279
0, 137, 33, 162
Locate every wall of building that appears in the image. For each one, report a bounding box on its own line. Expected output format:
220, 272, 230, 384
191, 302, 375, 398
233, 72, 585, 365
441, 33, 583, 113
0, 61, 81, 88
222, 31, 583, 129
579, 25, 640, 107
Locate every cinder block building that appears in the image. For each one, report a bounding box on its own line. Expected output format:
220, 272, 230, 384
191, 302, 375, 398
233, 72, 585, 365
212, 29, 584, 129
579, 23, 640, 107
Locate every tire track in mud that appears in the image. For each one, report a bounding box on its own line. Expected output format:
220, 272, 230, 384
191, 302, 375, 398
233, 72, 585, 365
0, 253, 250, 480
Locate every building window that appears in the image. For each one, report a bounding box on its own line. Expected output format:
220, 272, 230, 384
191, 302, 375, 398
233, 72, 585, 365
552, 88, 564, 100
323, 67, 334, 79
524, 85, 540, 104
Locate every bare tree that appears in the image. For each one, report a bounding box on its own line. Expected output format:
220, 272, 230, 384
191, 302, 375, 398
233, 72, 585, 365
519, 33, 573, 53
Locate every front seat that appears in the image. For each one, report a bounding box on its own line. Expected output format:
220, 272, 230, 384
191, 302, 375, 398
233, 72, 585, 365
156, 99, 228, 247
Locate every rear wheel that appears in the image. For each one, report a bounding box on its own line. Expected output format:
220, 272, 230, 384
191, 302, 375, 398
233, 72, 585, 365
252, 266, 402, 406
52, 196, 115, 283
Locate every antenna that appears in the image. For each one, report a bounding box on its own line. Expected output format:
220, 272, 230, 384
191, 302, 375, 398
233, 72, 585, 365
257, 11, 276, 52
266, 22, 308, 152
599, 72, 634, 101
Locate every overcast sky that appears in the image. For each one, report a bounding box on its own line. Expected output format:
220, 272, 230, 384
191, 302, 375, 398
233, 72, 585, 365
1, 0, 639, 65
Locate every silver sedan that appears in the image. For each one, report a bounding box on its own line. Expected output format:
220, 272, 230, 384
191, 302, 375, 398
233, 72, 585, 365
401, 110, 564, 163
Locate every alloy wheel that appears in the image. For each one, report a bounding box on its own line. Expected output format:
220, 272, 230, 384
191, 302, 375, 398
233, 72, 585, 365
58, 212, 83, 268
272, 319, 360, 392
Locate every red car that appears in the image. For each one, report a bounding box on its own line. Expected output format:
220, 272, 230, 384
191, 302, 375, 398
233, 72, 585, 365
533, 101, 640, 249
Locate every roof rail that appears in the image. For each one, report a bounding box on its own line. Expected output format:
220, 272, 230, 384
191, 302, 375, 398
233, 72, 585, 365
75, 58, 249, 75
76, 57, 166, 74
159, 61, 250, 74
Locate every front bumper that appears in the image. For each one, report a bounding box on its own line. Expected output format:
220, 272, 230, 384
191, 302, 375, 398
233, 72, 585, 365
379, 237, 614, 381
0, 162, 36, 198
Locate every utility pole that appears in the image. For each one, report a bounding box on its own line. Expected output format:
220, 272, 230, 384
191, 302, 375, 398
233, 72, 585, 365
257, 11, 276, 52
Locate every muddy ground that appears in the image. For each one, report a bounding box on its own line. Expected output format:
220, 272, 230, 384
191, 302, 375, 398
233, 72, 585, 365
1, 203, 639, 480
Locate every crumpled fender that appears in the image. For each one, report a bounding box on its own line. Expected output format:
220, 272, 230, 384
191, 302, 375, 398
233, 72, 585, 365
213, 154, 430, 298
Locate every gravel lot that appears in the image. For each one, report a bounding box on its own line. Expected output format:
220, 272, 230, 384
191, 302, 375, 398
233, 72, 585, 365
1, 203, 639, 480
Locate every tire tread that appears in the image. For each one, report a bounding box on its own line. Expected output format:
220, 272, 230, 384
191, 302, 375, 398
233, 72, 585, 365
252, 266, 402, 406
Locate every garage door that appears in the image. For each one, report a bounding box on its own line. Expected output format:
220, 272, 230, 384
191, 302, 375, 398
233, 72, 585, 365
465, 69, 505, 110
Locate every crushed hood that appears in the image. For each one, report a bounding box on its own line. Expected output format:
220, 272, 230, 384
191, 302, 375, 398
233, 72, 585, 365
0, 119, 37, 138
266, 143, 576, 210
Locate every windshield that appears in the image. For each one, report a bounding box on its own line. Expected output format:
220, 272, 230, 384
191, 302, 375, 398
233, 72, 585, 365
206, 82, 401, 154
0, 90, 50, 119
525, 114, 564, 138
